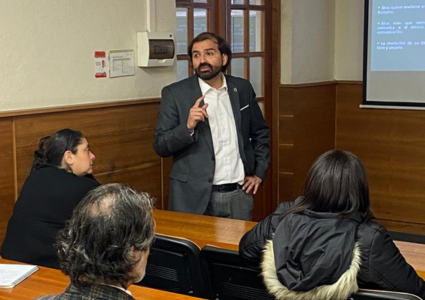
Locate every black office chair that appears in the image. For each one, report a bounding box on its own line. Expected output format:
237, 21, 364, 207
200, 245, 424, 300
137, 234, 205, 297
349, 289, 422, 300
200, 245, 275, 300
388, 231, 425, 244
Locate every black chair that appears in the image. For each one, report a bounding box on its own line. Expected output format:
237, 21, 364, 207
388, 231, 425, 244
200, 245, 423, 300
137, 234, 205, 297
200, 245, 275, 300
350, 289, 422, 300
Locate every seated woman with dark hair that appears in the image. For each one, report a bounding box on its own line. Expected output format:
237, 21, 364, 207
1, 128, 99, 269
239, 149, 425, 300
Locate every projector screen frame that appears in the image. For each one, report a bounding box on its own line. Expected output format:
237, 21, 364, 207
362, 0, 425, 110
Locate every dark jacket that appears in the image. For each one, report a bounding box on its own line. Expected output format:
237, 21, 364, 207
34, 283, 135, 300
153, 74, 270, 214
1, 166, 99, 269
239, 199, 425, 300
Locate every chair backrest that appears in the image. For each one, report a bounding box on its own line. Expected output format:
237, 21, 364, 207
136, 234, 205, 297
388, 231, 425, 244
200, 245, 275, 300
349, 289, 422, 300
200, 246, 423, 300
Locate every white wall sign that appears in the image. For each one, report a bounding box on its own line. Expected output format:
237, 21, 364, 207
109, 50, 135, 78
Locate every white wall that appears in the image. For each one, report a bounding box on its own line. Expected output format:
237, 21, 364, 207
281, 0, 365, 84
280, 0, 293, 84
334, 0, 365, 81
280, 0, 335, 84
0, 0, 176, 112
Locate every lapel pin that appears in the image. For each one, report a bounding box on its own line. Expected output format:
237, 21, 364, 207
234, 87, 237, 92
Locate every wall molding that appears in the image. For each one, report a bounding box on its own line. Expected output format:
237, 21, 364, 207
279, 80, 362, 88
0, 98, 161, 118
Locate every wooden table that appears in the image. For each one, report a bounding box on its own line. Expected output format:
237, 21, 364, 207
1, 210, 424, 300
153, 209, 425, 280
0, 259, 205, 300
395, 241, 425, 279
154, 209, 256, 251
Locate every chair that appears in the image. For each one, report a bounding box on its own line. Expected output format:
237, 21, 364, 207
388, 231, 425, 244
200, 245, 275, 300
200, 245, 423, 300
349, 289, 422, 300
137, 234, 205, 297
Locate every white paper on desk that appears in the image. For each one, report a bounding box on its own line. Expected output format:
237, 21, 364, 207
0, 264, 38, 288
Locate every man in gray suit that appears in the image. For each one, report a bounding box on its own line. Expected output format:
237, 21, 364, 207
153, 32, 270, 220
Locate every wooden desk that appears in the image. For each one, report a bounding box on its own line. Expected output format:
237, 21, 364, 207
1, 210, 423, 300
154, 209, 256, 251
153, 209, 425, 280
0, 259, 204, 300
395, 241, 425, 280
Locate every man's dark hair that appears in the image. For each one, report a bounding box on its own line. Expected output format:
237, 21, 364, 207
281, 149, 374, 219
187, 32, 232, 72
56, 183, 155, 288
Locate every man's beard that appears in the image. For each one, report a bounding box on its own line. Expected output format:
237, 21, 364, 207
195, 63, 222, 80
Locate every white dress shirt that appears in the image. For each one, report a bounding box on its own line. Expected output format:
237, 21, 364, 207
198, 76, 245, 185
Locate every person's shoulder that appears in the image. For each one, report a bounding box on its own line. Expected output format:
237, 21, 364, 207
359, 219, 387, 234
225, 74, 251, 86
357, 219, 389, 247
37, 167, 77, 180
163, 75, 196, 90
66, 173, 100, 192
78, 173, 100, 186
273, 197, 302, 214
275, 200, 296, 213
37, 167, 98, 187
85, 284, 134, 299
26, 165, 61, 180
32, 295, 62, 300
33, 284, 81, 300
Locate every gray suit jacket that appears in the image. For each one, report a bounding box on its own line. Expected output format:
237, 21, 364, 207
153, 74, 270, 214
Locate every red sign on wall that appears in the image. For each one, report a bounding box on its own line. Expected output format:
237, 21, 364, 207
94, 51, 106, 78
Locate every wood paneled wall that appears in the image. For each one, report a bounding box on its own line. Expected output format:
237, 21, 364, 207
0, 100, 163, 245
0, 120, 15, 245
278, 82, 336, 203
336, 82, 425, 234
277, 81, 425, 234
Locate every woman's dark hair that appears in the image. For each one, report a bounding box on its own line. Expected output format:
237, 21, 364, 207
282, 149, 374, 219
56, 183, 155, 288
187, 32, 232, 72
31, 128, 84, 171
